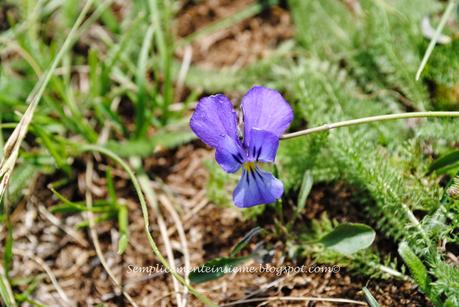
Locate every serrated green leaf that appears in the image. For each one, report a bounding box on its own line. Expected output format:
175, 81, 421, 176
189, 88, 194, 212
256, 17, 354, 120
398, 242, 430, 292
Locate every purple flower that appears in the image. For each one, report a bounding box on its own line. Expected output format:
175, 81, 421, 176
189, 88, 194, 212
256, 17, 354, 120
190, 86, 294, 208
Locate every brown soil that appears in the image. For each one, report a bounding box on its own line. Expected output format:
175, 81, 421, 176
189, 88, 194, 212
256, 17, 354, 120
175, 0, 294, 69
3, 143, 431, 306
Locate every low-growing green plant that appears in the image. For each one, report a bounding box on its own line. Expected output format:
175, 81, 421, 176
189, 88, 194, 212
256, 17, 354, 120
2, 0, 459, 306
194, 0, 459, 305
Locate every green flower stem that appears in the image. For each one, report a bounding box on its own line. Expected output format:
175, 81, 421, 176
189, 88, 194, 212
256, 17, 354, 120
79, 145, 216, 307
281, 111, 459, 140
415, 0, 456, 81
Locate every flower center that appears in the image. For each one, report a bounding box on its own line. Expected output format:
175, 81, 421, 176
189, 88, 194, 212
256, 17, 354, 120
243, 161, 256, 172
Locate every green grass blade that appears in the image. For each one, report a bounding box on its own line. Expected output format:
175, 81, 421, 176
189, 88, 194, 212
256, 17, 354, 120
0, 0, 95, 203
148, 0, 174, 123
362, 287, 380, 307
296, 170, 313, 214
416, 0, 456, 80
429, 150, 459, 173
230, 227, 263, 257
31, 125, 71, 175
134, 24, 155, 138
117, 204, 129, 254
105, 168, 117, 204
3, 220, 14, 275
0, 267, 16, 307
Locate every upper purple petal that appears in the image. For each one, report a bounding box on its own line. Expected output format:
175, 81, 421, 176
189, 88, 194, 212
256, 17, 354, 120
247, 128, 279, 163
190, 94, 239, 148
241, 86, 293, 147
215, 135, 246, 173
233, 167, 284, 208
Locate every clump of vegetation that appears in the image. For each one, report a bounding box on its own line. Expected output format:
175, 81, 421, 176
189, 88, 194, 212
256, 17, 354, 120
203, 0, 459, 305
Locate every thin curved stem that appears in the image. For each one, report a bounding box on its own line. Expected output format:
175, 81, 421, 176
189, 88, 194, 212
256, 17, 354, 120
79, 145, 216, 307
416, 0, 456, 81
220, 296, 366, 306
281, 111, 459, 140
